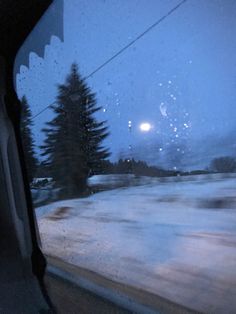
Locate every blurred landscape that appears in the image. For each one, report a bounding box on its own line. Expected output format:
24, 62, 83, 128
36, 172, 236, 313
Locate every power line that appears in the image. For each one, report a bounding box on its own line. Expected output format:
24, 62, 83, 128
32, 0, 187, 120
84, 0, 187, 80
32, 101, 57, 119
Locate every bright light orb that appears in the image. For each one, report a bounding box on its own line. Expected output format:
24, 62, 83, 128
140, 122, 152, 132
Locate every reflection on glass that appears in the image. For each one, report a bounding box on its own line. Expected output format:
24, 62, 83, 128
16, 1, 236, 312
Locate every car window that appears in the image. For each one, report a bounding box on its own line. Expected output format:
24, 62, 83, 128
15, 1, 236, 312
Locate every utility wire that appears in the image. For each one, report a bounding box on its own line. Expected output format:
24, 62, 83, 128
32, 101, 57, 119
32, 0, 187, 120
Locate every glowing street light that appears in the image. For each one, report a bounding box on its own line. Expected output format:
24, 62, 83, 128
139, 122, 152, 132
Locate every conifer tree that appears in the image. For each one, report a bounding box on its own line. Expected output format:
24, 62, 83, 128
41, 63, 110, 197
20, 96, 38, 182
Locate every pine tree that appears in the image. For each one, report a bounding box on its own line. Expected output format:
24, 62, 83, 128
41, 63, 110, 197
20, 96, 38, 182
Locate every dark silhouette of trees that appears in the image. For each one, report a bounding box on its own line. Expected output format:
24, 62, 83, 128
41, 63, 110, 197
210, 156, 236, 173
101, 158, 179, 177
20, 96, 38, 182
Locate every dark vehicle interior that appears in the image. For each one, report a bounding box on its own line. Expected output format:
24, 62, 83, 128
0, 1, 53, 312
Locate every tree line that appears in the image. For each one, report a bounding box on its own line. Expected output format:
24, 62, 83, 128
20, 63, 236, 197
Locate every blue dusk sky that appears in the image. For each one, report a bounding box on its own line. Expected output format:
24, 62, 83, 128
15, 0, 236, 170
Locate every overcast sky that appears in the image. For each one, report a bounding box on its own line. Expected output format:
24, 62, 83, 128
15, 0, 236, 170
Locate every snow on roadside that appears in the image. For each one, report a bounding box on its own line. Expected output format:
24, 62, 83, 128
36, 174, 236, 313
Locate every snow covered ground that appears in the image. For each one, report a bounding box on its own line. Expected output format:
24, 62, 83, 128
36, 174, 236, 313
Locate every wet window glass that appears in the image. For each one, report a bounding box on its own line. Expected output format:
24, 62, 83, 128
16, 1, 236, 312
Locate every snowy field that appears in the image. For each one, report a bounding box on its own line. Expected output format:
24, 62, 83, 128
36, 174, 236, 313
